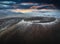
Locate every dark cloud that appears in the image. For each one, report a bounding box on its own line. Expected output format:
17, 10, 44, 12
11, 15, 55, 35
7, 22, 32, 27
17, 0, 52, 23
0, 0, 60, 8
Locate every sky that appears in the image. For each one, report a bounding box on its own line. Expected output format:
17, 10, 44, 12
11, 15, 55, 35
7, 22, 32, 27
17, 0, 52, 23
0, 0, 59, 3
0, 0, 60, 8
0, 0, 59, 5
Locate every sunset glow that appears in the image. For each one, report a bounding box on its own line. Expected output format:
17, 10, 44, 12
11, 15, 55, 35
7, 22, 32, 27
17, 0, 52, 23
10, 9, 33, 13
